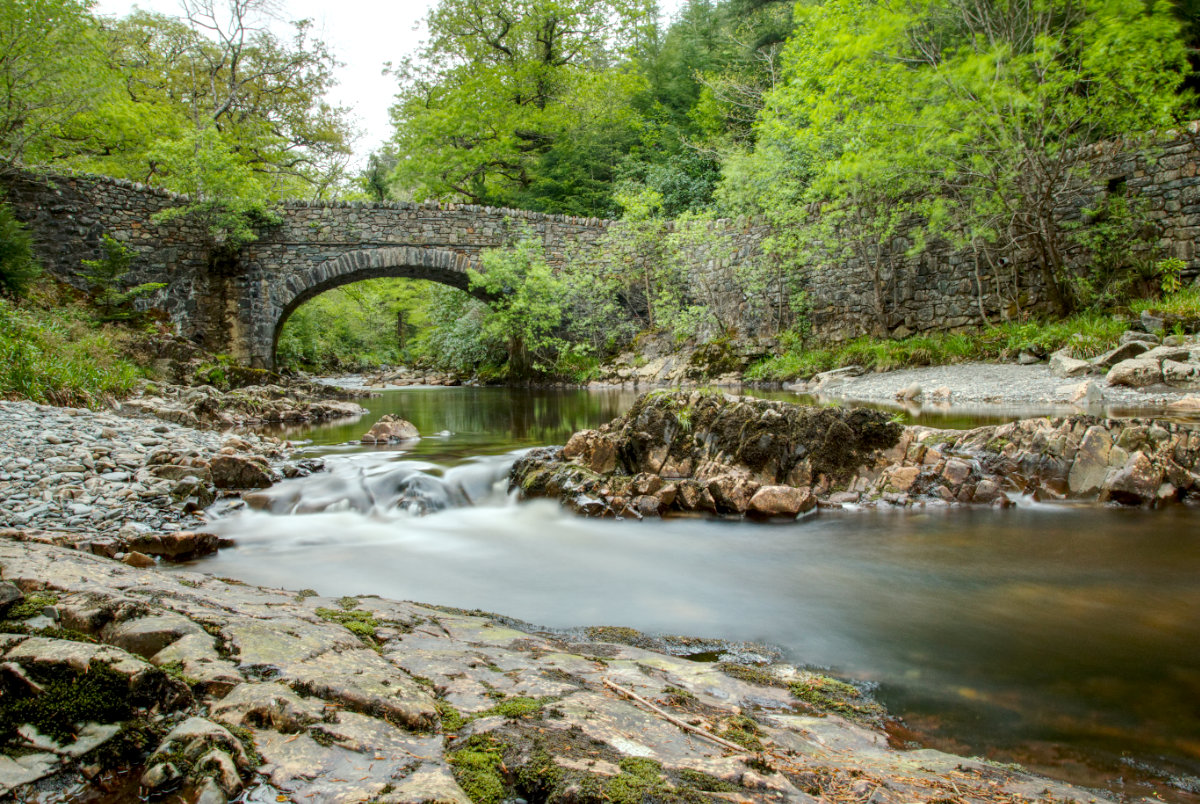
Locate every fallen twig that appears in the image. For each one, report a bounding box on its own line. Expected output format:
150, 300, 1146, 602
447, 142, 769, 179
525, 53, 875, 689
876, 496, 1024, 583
602, 678, 748, 753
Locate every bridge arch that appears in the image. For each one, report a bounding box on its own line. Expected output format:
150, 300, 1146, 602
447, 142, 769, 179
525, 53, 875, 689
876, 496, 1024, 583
265, 246, 489, 368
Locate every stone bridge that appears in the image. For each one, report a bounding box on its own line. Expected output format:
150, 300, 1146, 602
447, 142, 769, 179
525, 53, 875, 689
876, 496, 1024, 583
7, 126, 1200, 368
3, 170, 611, 367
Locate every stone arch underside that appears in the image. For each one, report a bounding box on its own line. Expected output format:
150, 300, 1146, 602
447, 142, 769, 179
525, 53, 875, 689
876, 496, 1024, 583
265, 246, 489, 366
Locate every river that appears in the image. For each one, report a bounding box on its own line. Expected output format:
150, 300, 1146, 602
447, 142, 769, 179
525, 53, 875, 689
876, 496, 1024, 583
182, 386, 1200, 803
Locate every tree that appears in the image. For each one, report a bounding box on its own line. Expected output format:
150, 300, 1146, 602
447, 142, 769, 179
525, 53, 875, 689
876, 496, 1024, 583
468, 235, 567, 377
80, 235, 165, 321
0, 0, 111, 170
50, 1, 353, 198
388, 0, 654, 212
735, 0, 1192, 327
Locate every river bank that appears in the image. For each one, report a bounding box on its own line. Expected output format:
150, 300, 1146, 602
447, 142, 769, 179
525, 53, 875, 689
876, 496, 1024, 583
0, 399, 318, 560
513, 390, 1200, 518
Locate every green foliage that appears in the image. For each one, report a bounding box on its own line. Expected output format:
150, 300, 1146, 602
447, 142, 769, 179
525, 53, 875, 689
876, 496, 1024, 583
0, 202, 40, 297
0, 0, 109, 168
468, 235, 568, 378
1065, 196, 1164, 311
1131, 285, 1200, 319
149, 127, 282, 253
277, 278, 435, 372
3, 0, 351, 224
0, 297, 142, 406
733, 0, 1192, 316
388, 0, 651, 214
80, 235, 165, 321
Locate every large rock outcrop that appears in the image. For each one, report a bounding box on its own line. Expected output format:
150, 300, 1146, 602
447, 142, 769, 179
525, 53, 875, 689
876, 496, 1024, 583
511, 391, 1200, 516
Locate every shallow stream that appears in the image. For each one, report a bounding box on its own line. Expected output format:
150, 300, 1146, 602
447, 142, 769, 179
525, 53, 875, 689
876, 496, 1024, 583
185, 387, 1200, 802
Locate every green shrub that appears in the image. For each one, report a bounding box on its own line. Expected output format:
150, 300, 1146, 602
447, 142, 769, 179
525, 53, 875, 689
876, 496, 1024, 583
0, 298, 142, 406
81, 235, 165, 322
0, 203, 40, 298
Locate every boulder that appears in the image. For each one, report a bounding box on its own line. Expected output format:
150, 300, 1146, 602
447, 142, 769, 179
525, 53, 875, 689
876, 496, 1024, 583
1090, 341, 1148, 369
1140, 309, 1180, 334
1049, 351, 1092, 378
128, 531, 221, 561
941, 458, 972, 487
1120, 330, 1160, 346
1067, 426, 1113, 496
1101, 452, 1164, 505
1017, 349, 1043, 365
706, 474, 760, 514
1167, 395, 1200, 411
122, 551, 156, 568
883, 465, 921, 492
1162, 359, 1200, 389
897, 383, 923, 400
103, 614, 205, 660
748, 485, 816, 517
1070, 379, 1104, 406
360, 414, 419, 443
811, 365, 865, 391
209, 455, 273, 489
1140, 345, 1194, 363
1105, 358, 1162, 388
0, 582, 24, 612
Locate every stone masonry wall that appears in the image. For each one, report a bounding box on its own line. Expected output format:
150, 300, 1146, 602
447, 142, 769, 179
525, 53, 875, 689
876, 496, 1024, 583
674, 123, 1200, 343
4, 169, 613, 365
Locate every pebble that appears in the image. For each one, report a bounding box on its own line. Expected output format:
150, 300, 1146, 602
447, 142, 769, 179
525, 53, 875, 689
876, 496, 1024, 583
0, 400, 288, 538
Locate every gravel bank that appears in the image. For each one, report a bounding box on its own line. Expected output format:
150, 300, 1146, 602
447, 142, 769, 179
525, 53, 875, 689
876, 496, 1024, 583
815, 361, 1195, 409
0, 400, 296, 543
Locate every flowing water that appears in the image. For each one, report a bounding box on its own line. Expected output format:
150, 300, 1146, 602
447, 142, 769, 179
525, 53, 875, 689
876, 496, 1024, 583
186, 387, 1200, 802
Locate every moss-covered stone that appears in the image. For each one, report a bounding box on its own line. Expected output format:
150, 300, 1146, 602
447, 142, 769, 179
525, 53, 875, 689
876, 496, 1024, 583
0, 660, 134, 746
789, 674, 887, 724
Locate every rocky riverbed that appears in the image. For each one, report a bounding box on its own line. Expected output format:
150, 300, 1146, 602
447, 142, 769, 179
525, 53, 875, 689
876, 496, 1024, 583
512, 390, 1200, 517
0, 400, 323, 560
0, 536, 1126, 804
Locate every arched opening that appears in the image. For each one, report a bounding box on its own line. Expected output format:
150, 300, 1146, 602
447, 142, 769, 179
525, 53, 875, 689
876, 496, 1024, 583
268, 248, 492, 370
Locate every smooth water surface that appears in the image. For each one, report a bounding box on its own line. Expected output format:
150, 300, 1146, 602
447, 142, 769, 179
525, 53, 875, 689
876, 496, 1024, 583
202, 387, 1200, 801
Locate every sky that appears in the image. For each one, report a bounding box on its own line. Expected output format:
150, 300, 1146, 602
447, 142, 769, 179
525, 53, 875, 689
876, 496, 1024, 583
93, 0, 686, 171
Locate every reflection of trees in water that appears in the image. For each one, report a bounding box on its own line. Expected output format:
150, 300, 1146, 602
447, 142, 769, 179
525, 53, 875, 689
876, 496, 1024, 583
262, 387, 640, 448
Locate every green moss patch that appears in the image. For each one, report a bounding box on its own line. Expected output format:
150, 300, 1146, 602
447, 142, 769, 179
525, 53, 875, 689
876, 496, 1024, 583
789, 674, 887, 724
315, 606, 380, 646
4, 592, 58, 622
0, 660, 132, 747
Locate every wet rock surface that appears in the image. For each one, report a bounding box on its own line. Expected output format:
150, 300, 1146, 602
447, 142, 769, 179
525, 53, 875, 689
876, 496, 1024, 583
0, 537, 1119, 804
362, 414, 420, 443
512, 391, 1200, 515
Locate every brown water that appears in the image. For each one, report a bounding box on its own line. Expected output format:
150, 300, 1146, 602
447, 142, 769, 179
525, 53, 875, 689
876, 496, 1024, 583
200, 387, 1200, 802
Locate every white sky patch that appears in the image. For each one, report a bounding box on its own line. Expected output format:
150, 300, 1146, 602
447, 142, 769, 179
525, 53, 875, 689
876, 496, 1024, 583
93, 0, 687, 171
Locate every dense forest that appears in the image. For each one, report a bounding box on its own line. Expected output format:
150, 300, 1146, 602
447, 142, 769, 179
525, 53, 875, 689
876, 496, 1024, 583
1, 0, 1198, 384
